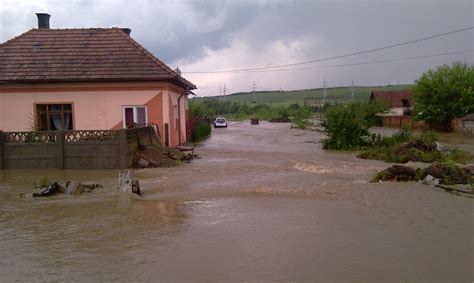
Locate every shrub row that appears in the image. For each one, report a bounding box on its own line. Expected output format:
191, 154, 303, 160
191, 123, 211, 142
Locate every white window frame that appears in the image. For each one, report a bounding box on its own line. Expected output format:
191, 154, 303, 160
122, 105, 148, 128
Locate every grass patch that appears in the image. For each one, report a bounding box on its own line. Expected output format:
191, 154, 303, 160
358, 128, 466, 164
372, 162, 473, 186
192, 85, 412, 107
291, 117, 313, 129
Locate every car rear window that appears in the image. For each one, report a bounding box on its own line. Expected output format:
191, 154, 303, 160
217, 119, 226, 123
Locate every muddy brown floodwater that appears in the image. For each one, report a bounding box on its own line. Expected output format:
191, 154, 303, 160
0, 121, 473, 282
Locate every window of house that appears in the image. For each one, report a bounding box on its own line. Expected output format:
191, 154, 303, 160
401, 99, 411, 116
36, 103, 74, 131
122, 106, 147, 128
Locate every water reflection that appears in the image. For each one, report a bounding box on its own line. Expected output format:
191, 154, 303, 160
0, 177, 188, 281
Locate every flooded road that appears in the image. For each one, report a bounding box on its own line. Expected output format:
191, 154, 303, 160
1, 122, 473, 282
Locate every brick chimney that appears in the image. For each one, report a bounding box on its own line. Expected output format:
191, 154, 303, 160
36, 13, 51, 29
121, 28, 132, 36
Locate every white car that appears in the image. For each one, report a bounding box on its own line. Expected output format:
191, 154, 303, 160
214, 117, 228, 128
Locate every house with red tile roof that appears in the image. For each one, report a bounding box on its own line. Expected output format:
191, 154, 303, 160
369, 90, 417, 128
369, 90, 413, 116
0, 13, 195, 147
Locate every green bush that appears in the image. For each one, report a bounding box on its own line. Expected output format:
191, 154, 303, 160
291, 117, 313, 129
191, 123, 211, 142
293, 106, 312, 119
357, 130, 466, 164
189, 101, 213, 117
443, 148, 467, 164
420, 130, 438, 143
322, 102, 387, 150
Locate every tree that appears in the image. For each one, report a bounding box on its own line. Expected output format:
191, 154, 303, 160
322, 102, 387, 150
413, 62, 474, 124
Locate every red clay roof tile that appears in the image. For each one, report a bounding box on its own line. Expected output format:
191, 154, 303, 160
0, 28, 196, 89
370, 90, 413, 107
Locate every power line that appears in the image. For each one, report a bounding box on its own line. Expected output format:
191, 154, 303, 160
199, 49, 474, 74
182, 26, 474, 74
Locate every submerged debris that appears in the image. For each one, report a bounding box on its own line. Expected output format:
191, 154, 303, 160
32, 182, 62, 197
132, 145, 195, 168
358, 138, 452, 164
422, 175, 439, 186
250, 118, 260, 125
372, 162, 473, 196
32, 181, 102, 197
400, 139, 436, 152
269, 117, 291, 123
424, 162, 472, 185
372, 163, 472, 185
118, 170, 141, 196
371, 165, 422, 182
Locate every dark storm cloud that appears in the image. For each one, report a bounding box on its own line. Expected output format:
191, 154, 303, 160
137, 0, 262, 64
1, 0, 472, 95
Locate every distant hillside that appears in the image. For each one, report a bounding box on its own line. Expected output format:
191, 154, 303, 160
194, 85, 413, 106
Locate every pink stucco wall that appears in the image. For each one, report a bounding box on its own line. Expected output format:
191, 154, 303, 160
167, 89, 188, 145
0, 82, 188, 146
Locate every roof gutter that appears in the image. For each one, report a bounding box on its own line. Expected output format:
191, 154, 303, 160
177, 87, 197, 145
178, 87, 189, 146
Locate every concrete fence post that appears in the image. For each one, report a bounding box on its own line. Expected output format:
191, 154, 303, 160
0, 131, 4, 170
148, 126, 153, 145
57, 130, 65, 169
136, 128, 140, 146
119, 129, 128, 169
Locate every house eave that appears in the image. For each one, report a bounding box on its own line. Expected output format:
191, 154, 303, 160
0, 77, 196, 90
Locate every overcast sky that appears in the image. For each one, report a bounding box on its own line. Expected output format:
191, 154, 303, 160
1, 0, 473, 96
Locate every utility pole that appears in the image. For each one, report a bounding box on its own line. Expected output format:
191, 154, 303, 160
351, 80, 355, 102
323, 78, 328, 105
252, 81, 256, 103
223, 84, 226, 96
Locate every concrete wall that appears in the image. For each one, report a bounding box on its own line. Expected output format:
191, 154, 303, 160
0, 126, 158, 170
463, 121, 474, 134
387, 107, 411, 116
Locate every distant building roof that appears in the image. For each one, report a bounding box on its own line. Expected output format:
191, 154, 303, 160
370, 90, 413, 107
0, 27, 196, 89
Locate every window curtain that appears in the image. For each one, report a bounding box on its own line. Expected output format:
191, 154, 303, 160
51, 114, 62, 130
